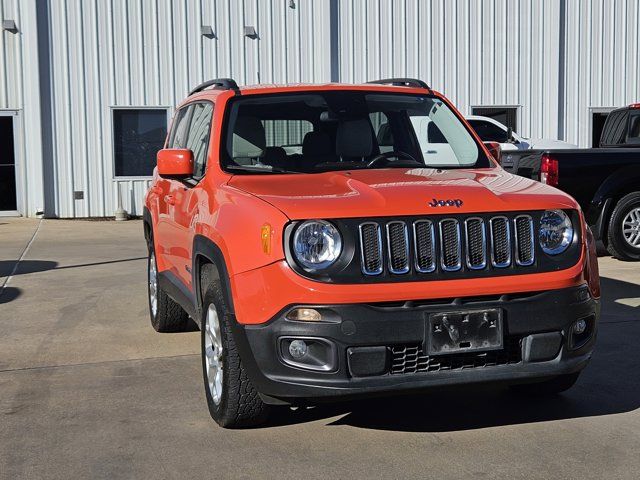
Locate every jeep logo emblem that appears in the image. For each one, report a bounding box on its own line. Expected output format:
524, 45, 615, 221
428, 198, 463, 208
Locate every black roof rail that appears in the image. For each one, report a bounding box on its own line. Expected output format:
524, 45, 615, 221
189, 78, 240, 96
367, 78, 431, 90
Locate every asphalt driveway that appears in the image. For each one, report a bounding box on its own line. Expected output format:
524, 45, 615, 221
1, 218, 639, 479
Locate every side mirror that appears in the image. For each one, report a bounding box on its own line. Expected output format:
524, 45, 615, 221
484, 141, 502, 165
157, 149, 193, 179
506, 126, 513, 142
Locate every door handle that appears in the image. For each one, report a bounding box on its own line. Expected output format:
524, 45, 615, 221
164, 195, 176, 205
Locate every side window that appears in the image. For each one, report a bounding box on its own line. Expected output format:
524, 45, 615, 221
601, 111, 629, 146
626, 113, 640, 144
169, 107, 192, 148
185, 103, 214, 178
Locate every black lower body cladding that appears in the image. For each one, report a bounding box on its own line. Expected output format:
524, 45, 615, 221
230, 285, 599, 403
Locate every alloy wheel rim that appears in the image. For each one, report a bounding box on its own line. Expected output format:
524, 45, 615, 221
204, 304, 224, 405
622, 207, 640, 248
149, 253, 158, 316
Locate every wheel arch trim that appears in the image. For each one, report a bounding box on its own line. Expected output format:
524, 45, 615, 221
192, 235, 236, 315
591, 169, 640, 243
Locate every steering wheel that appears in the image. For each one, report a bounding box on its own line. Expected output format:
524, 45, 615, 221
366, 151, 420, 168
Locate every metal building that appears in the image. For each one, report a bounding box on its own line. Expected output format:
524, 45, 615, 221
0, 0, 638, 218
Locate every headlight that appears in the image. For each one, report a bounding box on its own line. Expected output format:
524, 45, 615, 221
539, 210, 574, 255
292, 220, 342, 270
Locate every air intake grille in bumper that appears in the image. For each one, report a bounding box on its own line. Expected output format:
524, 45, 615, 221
390, 336, 523, 375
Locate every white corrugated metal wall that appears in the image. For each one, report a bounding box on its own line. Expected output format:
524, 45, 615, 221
2, 0, 639, 217
563, 0, 640, 146
0, 0, 44, 216
337, 0, 562, 140
41, 0, 331, 218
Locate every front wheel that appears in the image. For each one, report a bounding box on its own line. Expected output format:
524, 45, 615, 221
509, 372, 580, 396
607, 192, 640, 261
200, 266, 269, 428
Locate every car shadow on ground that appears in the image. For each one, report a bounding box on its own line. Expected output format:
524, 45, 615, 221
0, 258, 147, 279
0, 287, 22, 304
0, 260, 58, 277
265, 276, 640, 432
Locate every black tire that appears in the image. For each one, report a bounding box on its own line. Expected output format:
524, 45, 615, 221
147, 243, 190, 333
606, 192, 640, 261
200, 265, 269, 428
509, 372, 580, 396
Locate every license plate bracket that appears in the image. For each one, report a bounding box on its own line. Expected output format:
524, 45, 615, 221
427, 309, 503, 355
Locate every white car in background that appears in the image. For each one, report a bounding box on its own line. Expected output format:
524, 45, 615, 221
466, 115, 577, 151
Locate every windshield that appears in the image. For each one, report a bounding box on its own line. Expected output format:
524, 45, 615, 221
222, 91, 490, 174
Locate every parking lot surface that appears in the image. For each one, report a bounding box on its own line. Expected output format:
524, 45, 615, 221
1, 218, 639, 479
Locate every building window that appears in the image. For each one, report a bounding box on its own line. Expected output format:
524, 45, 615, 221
471, 106, 518, 131
113, 109, 168, 177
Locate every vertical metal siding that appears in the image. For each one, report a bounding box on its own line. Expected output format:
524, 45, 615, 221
337, 0, 562, 140
43, 0, 331, 218
563, 0, 640, 146
3, 0, 640, 217
0, 0, 44, 217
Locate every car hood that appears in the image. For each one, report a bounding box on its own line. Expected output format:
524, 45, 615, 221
227, 168, 578, 219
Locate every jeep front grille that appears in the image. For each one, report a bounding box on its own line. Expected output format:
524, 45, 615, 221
490, 217, 511, 267
358, 214, 536, 276
439, 219, 462, 271
359, 222, 383, 275
412, 220, 436, 273
514, 215, 535, 266
465, 218, 486, 269
386, 221, 410, 274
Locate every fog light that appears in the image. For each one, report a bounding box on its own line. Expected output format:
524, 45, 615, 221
573, 319, 587, 335
286, 308, 322, 322
289, 339, 308, 359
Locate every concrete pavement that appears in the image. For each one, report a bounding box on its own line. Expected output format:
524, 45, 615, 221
1, 218, 639, 479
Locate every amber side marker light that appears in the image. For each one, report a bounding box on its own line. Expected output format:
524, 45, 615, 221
286, 308, 322, 322
261, 224, 272, 254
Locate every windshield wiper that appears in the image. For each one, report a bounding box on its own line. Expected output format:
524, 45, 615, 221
225, 165, 300, 174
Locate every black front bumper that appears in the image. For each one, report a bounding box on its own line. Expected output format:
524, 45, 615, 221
231, 285, 599, 403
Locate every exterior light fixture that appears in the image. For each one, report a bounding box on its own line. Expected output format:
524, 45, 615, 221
201, 25, 215, 38
243, 26, 258, 39
2, 20, 17, 32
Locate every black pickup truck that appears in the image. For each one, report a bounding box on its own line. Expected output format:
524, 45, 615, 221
501, 104, 640, 261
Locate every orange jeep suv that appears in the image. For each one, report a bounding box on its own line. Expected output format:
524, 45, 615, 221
143, 78, 600, 428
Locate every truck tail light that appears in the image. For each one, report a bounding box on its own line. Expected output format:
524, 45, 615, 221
540, 154, 559, 187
